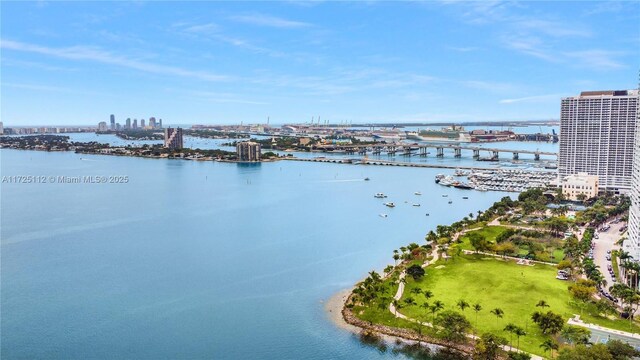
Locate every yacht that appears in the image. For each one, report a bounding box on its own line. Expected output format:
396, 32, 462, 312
412, 203, 421, 207
374, 193, 387, 198
384, 202, 396, 208
414, 191, 422, 195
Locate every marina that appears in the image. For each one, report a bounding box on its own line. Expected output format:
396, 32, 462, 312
436, 169, 558, 192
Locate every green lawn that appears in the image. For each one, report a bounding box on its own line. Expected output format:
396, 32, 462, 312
398, 254, 640, 357
459, 226, 565, 263
458, 226, 509, 250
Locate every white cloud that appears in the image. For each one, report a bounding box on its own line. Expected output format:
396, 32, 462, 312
230, 14, 312, 28
462, 80, 516, 93
2, 82, 72, 93
447, 46, 479, 52
563, 50, 626, 70
499, 93, 566, 104
0, 39, 231, 82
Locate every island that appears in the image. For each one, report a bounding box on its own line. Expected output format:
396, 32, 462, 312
0, 135, 281, 162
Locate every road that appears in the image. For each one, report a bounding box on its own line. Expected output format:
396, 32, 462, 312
592, 221, 626, 288
589, 327, 640, 350
568, 318, 640, 351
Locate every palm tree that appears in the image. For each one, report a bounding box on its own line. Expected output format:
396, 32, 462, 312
393, 254, 400, 265
540, 339, 558, 358
490, 308, 504, 327
536, 300, 550, 309
514, 327, 526, 350
410, 287, 423, 296
430, 300, 444, 323
383, 265, 394, 275
472, 303, 482, 330
404, 297, 417, 307
423, 290, 433, 301
504, 323, 517, 350
457, 299, 470, 314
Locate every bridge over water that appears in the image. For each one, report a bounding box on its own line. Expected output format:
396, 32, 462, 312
314, 143, 557, 161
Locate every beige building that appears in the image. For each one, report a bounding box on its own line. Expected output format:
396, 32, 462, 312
164, 127, 183, 149
236, 141, 261, 161
561, 172, 599, 201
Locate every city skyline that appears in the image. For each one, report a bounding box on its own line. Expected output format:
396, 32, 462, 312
1, 1, 639, 126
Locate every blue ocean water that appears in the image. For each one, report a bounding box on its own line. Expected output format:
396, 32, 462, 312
1, 148, 516, 359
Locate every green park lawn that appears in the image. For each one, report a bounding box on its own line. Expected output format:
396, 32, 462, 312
399, 254, 640, 357
458, 226, 509, 251
459, 226, 565, 263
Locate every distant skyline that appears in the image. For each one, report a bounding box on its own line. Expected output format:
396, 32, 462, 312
1, 1, 639, 126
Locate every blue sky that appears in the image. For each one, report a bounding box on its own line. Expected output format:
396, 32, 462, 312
1, 1, 639, 126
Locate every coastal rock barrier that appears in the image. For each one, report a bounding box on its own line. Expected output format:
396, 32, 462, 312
341, 294, 475, 356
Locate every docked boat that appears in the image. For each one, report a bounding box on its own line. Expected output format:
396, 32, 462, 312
384, 202, 396, 208
452, 182, 473, 190
374, 193, 387, 198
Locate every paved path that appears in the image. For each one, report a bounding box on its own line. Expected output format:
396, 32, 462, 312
461, 249, 557, 266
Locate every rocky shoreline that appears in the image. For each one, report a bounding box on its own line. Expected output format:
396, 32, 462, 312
325, 288, 474, 357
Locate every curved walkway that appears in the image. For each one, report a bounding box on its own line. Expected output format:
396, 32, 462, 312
388, 246, 544, 360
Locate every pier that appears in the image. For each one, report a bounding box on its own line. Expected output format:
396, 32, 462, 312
314, 143, 556, 161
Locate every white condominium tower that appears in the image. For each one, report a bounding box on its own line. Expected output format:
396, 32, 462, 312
559, 90, 639, 193
626, 96, 640, 264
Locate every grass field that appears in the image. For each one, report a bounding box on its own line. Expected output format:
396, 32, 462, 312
459, 226, 565, 263
458, 226, 509, 251
398, 254, 640, 357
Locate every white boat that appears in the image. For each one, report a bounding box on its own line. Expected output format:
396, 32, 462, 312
414, 191, 422, 195
379, 213, 388, 218
384, 202, 396, 208
374, 193, 387, 198
412, 203, 421, 207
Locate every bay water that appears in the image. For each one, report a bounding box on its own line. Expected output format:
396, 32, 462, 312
2, 140, 536, 359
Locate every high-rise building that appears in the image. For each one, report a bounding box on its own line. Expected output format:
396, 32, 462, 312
164, 127, 183, 149
159, 119, 163, 129
141, 119, 146, 128
98, 121, 108, 132
626, 94, 640, 266
0, 121, 4, 135
236, 141, 262, 161
116, 123, 121, 131
125, 118, 131, 130
559, 90, 639, 193
133, 119, 138, 129
110, 114, 115, 130
149, 117, 157, 129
